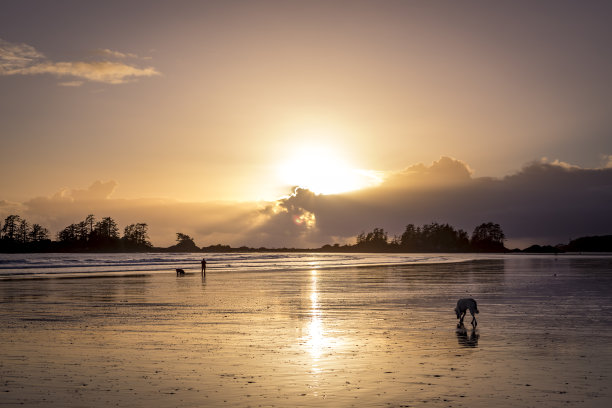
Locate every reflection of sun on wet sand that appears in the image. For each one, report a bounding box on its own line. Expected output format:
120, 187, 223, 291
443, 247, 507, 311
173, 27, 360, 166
302, 270, 345, 382
304, 270, 326, 360
1, 257, 612, 407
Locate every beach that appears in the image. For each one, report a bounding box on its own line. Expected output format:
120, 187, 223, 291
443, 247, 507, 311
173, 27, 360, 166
1, 255, 611, 407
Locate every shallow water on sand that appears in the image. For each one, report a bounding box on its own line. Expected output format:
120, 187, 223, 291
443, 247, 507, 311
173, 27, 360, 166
1, 255, 611, 407
0, 252, 480, 278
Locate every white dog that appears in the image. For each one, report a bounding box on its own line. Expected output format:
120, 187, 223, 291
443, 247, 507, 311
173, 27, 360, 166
455, 298, 479, 327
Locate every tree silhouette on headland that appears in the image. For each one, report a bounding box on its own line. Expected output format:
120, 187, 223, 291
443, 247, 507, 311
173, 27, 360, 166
355, 227, 389, 251
400, 222, 470, 252
165, 233, 199, 252
346, 222, 502, 253
566, 235, 612, 252
123, 223, 152, 250
470, 222, 506, 252
1, 215, 51, 252
30, 214, 151, 252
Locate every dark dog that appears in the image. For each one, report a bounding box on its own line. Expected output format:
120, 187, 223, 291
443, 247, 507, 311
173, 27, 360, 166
455, 298, 479, 327
176, 268, 185, 276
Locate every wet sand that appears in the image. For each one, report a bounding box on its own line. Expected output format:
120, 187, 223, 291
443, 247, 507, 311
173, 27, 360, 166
1, 256, 611, 407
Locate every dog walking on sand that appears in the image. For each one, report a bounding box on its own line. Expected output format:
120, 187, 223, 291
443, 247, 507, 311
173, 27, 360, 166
455, 298, 479, 327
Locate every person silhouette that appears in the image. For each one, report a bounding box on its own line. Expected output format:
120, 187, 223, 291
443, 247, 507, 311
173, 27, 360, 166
201, 258, 207, 275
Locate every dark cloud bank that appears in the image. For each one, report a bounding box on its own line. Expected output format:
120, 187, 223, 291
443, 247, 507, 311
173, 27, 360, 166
3, 157, 611, 248
256, 157, 612, 248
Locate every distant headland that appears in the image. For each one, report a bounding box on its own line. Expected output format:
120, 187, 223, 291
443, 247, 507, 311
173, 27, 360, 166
1, 214, 610, 254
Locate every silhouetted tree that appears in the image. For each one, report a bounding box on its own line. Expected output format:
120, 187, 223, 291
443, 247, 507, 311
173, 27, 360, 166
28, 224, 49, 242
75, 221, 88, 241
390, 234, 402, 249
1, 215, 22, 241
57, 224, 78, 243
471, 222, 506, 252
176, 233, 194, 244
168, 232, 199, 252
355, 227, 389, 251
71, 214, 96, 243
0, 215, 52, 251
399, 222, 469, 252
94, 217, 119, 239
400, 224, 421, 251
123, 223, 152, 249
566, 235, 612, 252
457, 229, 470, 248
84, 214, 95, 237
17, 219, 29, 244
425, 222, 469, 251
79, 216, 122, 250
57, 216, 94, 247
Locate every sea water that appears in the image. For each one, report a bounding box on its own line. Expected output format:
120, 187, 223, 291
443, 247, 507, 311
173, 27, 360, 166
0, 252, 488, 279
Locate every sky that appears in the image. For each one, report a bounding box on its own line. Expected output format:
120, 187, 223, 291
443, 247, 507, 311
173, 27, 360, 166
1, 0, 612, 248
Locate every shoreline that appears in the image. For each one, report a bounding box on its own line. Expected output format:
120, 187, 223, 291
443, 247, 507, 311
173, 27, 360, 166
0, 254, 530, 281
1, 251, 611, 282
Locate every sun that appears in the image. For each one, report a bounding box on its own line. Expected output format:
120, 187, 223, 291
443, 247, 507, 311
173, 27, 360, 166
277, 145, 381, 195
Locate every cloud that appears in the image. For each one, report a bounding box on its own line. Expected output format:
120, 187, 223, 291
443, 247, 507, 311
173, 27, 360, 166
69, 180, 118, 201
0, 39, 44, 72
2, 157, 611, 248
539, 157, 582, 170
0, 38, 160, 85
0, 199, 24, 216
58, 80, 85, 87
40, 180, 117, 202
245, 188, 321, 248
94, 48, 139, 59
15, 61, 160, 84
381, 156, 473, 190
246, 157, 612, 248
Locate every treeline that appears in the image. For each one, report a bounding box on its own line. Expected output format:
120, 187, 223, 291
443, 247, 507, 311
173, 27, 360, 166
0, 215, 51, 252
55, 214, 152, 251
565, 235, 612, 252
321, 222, 507, 253
0, 213, 211, 253
2, 214, 611, 253
0, 214, 153, 252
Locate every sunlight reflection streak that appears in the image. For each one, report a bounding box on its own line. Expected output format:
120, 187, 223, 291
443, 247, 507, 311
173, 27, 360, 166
306, 269, 325, 362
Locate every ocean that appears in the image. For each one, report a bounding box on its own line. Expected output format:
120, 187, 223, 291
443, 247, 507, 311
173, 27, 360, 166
0, 252, 489, 279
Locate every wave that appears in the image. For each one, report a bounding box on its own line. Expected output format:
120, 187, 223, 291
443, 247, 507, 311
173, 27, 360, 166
0, 252, 481, 279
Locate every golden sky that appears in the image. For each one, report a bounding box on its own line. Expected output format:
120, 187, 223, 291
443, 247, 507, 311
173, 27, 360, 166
2, 1, 612, 247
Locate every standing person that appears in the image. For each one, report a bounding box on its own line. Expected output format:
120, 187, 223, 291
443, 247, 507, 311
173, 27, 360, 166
201, 258, 207, 275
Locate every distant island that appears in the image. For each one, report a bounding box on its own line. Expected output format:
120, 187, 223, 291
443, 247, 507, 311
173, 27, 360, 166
1, 213, 610, 253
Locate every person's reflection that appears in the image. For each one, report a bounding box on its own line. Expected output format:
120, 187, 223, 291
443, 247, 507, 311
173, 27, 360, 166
456, 324, 479, 347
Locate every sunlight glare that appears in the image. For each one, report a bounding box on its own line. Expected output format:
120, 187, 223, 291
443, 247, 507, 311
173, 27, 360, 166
278, 146, 381, 195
